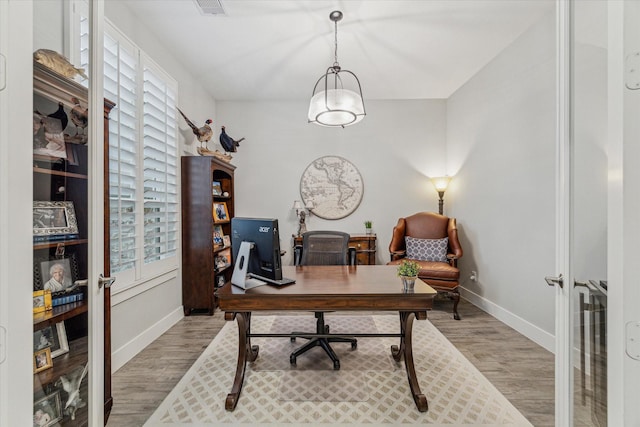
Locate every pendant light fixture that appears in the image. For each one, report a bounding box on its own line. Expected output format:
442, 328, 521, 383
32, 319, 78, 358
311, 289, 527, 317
308, 10, 366, 128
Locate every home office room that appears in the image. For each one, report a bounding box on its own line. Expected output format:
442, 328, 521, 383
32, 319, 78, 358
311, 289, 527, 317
2, 1, 639, 426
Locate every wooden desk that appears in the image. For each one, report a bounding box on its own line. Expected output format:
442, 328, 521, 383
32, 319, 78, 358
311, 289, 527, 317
216, 265, 437, 412
293, 233, 377, 265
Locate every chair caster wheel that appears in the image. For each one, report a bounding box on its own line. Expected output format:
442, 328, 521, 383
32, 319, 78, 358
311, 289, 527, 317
290, 355, 296, 365
290, 337, 296, 342
333, 360, 340, 370
351, 341, 357, 350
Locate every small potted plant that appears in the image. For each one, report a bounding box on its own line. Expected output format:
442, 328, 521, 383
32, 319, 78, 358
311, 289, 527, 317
397, 259, 420, 291
364, 220, 373, 234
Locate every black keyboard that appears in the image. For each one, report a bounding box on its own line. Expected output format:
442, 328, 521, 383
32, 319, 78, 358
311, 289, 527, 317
248, 273, 295, 286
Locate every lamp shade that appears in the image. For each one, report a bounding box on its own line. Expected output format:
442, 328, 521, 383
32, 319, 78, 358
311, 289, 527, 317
308, 86, 365, 127
430, 176, 451, 192
292, 200, 302, 210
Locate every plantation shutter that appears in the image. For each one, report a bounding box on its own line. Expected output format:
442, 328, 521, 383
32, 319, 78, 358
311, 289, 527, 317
104, 28, 139, 274
141, 59, 178, 266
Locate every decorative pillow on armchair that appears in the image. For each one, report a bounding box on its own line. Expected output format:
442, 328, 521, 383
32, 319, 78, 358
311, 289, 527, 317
405, 236, 449, 262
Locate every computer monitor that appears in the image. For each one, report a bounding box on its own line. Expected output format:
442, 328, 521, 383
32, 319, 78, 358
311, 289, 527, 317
230, 217, 294, 289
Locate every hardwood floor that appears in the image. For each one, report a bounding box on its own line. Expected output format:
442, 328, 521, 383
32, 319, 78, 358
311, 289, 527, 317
107, 299, 556, 427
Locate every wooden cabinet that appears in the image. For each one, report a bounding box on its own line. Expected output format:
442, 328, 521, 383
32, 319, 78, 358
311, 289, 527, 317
32, 61, 114, 424
293, 233, 377, 265
181, 156, 235, 315
348, 234, 377, 265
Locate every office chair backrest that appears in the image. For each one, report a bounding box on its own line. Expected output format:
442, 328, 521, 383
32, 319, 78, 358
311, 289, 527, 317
300, 231, 350, 266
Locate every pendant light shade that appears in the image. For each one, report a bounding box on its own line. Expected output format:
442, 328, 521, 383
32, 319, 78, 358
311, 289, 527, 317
308, 11, 365, 128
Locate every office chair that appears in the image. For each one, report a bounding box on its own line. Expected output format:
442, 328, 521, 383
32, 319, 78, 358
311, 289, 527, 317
387, 212, 463, 320
290, 231, 357, 370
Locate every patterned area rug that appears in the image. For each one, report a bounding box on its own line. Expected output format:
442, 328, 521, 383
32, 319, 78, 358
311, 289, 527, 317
145, 315, 532, 426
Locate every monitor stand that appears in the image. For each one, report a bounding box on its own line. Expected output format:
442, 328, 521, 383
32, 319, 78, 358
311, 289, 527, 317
231, 241, 267, 290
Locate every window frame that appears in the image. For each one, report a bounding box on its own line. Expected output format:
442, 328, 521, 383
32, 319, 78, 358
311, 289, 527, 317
102, 21, 180, 290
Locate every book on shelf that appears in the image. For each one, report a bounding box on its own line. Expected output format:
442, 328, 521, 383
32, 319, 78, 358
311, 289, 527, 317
33, 233, 80, 243
51, 288, 84, 307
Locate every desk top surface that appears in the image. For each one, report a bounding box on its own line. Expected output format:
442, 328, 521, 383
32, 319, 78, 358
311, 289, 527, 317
216, 265, 436, 312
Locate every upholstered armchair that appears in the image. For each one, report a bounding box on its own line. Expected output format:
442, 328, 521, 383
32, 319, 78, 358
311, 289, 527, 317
387, 212, 463, 320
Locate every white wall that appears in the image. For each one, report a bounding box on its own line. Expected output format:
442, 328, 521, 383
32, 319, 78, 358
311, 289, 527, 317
446, 12, 557, 346
216, 99, 448, 266
445, 6, 608, 352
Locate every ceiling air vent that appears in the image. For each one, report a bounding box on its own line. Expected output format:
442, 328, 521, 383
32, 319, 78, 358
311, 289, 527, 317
194, 0, 227, 16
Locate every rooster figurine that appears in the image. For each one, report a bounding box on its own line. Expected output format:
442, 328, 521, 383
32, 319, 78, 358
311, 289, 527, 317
177, 108, 213, 149
219, 126, 244, 153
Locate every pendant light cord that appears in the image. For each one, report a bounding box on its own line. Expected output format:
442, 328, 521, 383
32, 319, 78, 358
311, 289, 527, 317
333, 18, 339, 68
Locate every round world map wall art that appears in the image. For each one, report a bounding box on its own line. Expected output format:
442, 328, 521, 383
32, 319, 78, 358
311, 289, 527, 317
300, 155, 364, 220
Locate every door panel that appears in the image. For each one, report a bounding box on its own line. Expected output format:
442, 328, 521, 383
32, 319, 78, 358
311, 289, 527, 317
571, 1, 608, 425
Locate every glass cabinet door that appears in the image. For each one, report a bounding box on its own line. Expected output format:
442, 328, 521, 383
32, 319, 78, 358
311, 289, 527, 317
32, 60, 92, 427
32, 3, 112, 425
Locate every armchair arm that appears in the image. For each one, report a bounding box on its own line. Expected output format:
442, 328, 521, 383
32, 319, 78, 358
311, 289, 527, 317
390, 250, 406, 262
447, 253, 459, 267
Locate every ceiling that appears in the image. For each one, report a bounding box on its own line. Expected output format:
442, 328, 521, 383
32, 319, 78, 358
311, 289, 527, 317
119, 0, 554, 101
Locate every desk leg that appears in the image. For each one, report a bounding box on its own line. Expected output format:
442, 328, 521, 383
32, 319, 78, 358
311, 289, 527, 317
391, 312, 428, 412
225, 312, 259, 411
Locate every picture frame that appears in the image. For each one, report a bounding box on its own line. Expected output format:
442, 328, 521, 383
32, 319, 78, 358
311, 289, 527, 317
34, 255, 78, 293
222, 235, 231, 248
33, 389, 63, 426
33, 347, 53, 373
33, 201, 79, 240
215, 248, 232, 270
34, 322, 69, 359
33, 112, 67, 160
212, 180, 223, 196
213, 224, 224, 247
213, 202, 229, 222
33, 290, 52, 314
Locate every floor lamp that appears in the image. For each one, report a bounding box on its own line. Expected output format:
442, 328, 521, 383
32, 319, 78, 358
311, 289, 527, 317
430, 176, 451, 215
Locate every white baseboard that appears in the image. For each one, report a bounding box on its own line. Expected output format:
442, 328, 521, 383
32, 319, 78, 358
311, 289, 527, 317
460, 287, 556, 353
111, 306, 184, 373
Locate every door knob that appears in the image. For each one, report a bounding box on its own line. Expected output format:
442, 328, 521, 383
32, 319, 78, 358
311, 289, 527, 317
545, 274, 564, 288
98, 274, 116, 289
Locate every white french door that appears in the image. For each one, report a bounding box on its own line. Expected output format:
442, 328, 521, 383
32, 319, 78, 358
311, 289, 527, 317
554, 1, 640, 426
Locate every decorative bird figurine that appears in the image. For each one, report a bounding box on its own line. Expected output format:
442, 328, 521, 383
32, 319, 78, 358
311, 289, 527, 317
70, 96, 88, 138
58, 362, 88, 420
177, 108, 213, 149
219, 126, 244, 153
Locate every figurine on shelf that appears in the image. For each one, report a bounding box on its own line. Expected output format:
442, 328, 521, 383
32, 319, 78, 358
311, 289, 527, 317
58, 362, 88, 420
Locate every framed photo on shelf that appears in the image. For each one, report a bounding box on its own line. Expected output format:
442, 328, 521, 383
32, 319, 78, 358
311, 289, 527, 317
33, 201, 79, 241
215, 248, 231, 270
34, 322, 69, 358
213, 202, 229, 222
222, 235, 231, 248
33, 389, 63, 425
33, 290, 52, 314
33, 347, 53, 373
33, 113, 67, 160
212, 181, 223, 196
213, 224, 224, 247
34, 256, 78, 293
